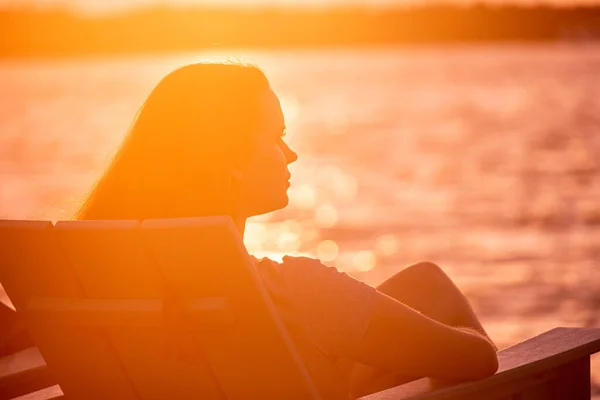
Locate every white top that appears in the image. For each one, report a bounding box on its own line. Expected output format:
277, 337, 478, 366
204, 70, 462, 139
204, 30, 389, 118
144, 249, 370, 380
253, 255, 377, 399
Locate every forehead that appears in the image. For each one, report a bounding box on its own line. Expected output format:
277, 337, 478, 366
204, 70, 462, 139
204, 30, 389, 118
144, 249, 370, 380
260, 88, 285, 131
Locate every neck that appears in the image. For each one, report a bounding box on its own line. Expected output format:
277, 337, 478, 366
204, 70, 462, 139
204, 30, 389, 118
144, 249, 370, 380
231, 203, 247, 239
230, 180, 246, 239
234, 216, 246, 239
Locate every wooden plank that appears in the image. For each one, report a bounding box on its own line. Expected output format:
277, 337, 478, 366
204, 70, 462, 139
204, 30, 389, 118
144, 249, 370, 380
0, 220, 139, 400
25, 297, 233, 328
0, 347, 54, 400
0, 301, 33, 357
12, 384, 64, 400
54, 219, 226, 399
141, 216, 321, 399
360, 327, 600, 400
545, 357, 590, 400
0, 221, 54, 310
493, 327, 600, 374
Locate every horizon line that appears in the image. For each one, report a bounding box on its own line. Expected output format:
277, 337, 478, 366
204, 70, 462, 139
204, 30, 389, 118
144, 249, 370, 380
2, 0, 600, 15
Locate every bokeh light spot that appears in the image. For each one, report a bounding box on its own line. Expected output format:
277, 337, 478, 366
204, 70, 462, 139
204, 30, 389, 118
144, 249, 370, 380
353, 251, 376, 272
317, 240, 339, 262
289, 184, 317, 209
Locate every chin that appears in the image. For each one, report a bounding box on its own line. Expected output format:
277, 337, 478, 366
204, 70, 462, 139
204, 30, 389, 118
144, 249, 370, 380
270, 194, 290, 212
249, 194, 289, 217
278, 195, 290, 209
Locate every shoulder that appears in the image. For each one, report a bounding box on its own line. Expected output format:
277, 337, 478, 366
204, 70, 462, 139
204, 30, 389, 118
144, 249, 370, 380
253, 255, 330, 274
253, 255, 325, 280
253, 255, 377, 302
280, 256, 364, 285
253, 255, 344, 296
271, 255, 344, 286
281, 255, 331, 272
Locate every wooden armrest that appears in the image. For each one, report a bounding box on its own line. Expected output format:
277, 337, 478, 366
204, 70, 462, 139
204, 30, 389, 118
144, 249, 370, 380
3, 328, 599, 400
361, 327, 600, 400
0, 347, 55, 400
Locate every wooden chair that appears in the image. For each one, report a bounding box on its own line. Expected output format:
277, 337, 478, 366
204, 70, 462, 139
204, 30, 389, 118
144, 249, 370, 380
1, 218, 599, 400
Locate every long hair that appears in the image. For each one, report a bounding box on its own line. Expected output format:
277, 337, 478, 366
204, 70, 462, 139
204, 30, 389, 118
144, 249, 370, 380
76, 61, 270, 220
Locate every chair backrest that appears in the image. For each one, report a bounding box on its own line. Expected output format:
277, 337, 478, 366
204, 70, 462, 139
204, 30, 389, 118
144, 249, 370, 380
0, 217, 321, 399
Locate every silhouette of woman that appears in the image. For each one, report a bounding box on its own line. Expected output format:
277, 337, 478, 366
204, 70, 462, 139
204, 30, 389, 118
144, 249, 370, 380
76, 61, 498, 399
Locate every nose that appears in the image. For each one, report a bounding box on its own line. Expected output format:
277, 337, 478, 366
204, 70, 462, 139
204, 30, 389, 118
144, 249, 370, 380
283, 142, 298, 164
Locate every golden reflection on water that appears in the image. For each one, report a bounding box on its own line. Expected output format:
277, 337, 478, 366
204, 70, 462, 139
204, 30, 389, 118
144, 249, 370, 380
276, 231, 300, 253
375, 234, 400, 257
2, 49, 600, 380
333, 250, 377, 273
317, 165, 358, 201
315, 204, 338, 228
243, 221, 268, 252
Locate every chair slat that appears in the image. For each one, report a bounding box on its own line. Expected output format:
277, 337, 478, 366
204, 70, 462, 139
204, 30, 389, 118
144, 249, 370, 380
54, 220, 226, 399
0, 220, 138, 400
0, 347, 54, 400
142, 217, 321, 399
12, 384, 64, 400
26, 297, 234, 328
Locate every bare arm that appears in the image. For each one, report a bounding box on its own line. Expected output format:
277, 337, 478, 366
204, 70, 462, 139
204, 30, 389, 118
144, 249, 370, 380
258, 256, 497, 393
350, 291, 498, 382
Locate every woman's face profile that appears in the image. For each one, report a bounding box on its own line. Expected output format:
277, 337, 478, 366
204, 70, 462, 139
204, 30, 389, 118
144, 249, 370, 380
235, 88, 298, 218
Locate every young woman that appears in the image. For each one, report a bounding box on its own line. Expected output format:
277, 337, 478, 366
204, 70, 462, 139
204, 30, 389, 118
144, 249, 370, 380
76, 61, 498, 399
